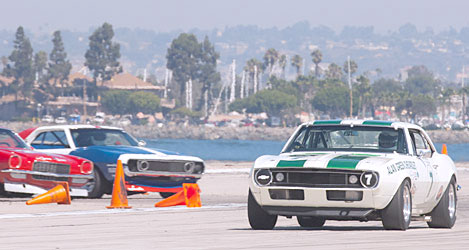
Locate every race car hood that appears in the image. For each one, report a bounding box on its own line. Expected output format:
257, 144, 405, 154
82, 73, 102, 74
70, 145, 179, 163
254, 151, 399, 171
0, 147, 83, 165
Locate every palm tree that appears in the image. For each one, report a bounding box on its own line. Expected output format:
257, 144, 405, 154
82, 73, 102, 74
343, 59, 358, 77
291, 54, 303, 78
438, 87, 454, 124
311, 49, 322, 78
278, 54, 287, 79
326, 63, 343, 80
245, 58, 263, 93
459, 86, 469, 124
263, 48, 279, 77
356, 75, 371, 118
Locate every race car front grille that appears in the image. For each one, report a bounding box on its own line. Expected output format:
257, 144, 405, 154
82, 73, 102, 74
31, 175, 69, 182
269, 168, 364, 188
269, 189, 304, 200
33, 162, 70, 174
31, 162, 71, 181
127, 160, 204, 174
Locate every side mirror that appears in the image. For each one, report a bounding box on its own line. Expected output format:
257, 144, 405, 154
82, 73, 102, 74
138, 140, 147, 147
417, 148, 432, 158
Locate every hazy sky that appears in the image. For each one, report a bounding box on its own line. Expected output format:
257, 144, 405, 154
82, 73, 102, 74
2, 0, 469, 33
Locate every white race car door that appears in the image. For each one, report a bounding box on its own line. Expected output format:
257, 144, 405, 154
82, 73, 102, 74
408, 129, 438, 205
29, 130, 73, 155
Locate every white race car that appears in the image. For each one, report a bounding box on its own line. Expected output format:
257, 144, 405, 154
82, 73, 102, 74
248, 120, 459, 230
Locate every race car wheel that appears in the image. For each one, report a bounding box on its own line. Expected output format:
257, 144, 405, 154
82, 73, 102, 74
297, 216, 326, 228
248, 190, 277, 230
160, 192, 176, 198
381, 179, 412, 230
87, 169, 105, 198
427, 178, 457, 228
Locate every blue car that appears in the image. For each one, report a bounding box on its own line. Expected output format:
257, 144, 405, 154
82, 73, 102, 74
20, 125, 205, 198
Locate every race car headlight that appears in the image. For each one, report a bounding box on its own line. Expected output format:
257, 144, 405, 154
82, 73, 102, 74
8, 155, 22, 169
254, 169, 272, 186
137, 160, 150, 172
183, 162, 195, 173
360, 171, 379, 188
348, 174, 358, 184
275, 172, 285, 182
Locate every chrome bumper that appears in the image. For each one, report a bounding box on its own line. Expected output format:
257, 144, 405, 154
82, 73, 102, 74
123, 167, 202, 178
1, 169, 93, 179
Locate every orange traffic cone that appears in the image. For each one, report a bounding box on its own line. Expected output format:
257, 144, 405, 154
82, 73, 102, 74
155, 183, 201, 208
26, 181, 71, 205
107, 160, 132, 209
441, 144, 448, 155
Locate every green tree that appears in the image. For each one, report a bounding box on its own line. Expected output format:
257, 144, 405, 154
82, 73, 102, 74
398, 94, 436, 120
311, 49, 322, 78
4, 26, 34, 103
404, 65, 438, 96
48, 30, 72, 96
312, 81, 358, 117
85, 23, 122, 85
101, 90, 130, 115
128, 91, 160, 114
197, 36, 220, 113
166, 33, 201, 107
290, 54, 303, 77
229, 89, 297, 117
33, 51, 48, 83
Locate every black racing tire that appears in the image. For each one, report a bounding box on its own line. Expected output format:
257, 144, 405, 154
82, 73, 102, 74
297, 216, 326, 228
427, 178, 457, 228
248, 190, 277, 230
160, 192, 176, 198
381, 179, 412, 230
87, 169, 105, 198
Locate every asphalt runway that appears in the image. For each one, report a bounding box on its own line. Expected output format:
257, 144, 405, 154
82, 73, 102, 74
0, 163, 468, 250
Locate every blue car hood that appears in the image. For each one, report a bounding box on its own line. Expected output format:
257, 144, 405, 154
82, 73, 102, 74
70, 145, 179, 164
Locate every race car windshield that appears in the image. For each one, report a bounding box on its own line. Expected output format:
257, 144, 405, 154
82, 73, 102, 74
71, 129, 139, 147
284, 125, 408, 154
0, 129, 29, 149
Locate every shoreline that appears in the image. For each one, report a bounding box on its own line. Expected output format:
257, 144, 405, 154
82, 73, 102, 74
3, 121, 469, 143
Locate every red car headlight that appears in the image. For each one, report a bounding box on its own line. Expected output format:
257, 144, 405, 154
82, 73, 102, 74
80, 161, 93, 175
8, 155, 22, 169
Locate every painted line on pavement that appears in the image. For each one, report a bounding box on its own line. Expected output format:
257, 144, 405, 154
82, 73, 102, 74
0, 203, 246, 220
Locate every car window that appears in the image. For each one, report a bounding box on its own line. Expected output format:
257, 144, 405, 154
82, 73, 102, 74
0, 129, 29, 149
284, 125, 407, 154
409, 130, 432, 155
32, 131, 70, 149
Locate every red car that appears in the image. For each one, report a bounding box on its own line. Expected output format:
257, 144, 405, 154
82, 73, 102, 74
0, 128, 93, 197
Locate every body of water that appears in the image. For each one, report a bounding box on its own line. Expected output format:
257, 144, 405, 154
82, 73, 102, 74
145, 139, 469, 162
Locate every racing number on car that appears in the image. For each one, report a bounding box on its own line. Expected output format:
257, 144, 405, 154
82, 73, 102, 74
360, 171, 378, 188
364, 174, 372, 186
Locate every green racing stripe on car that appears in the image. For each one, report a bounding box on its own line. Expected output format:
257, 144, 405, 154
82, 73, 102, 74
277, 160, 306, 167
362, 120, 393, 126
326, 155, 371, 169
313, 120, 342, 125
